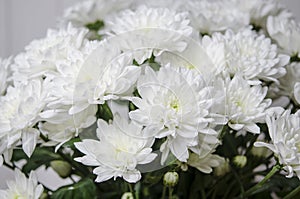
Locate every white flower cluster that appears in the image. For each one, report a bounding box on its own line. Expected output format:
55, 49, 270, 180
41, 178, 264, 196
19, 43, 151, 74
0, 0, 300, 188
0, 169, 43, 199
255, 108, 300, 179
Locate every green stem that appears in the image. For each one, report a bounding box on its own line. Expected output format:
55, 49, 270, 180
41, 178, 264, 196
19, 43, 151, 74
134, 182, 140, 199
168, 187, 173, 199
69, 175, 76, 183
128, 183, 134, 193
39, 133, 49, 142
232, 168, 245, 195
284, 185, 300, 199
162, 186, 167, 199
200, 186, 206, 199
127, 183, 137, 199
219, 125, 229, 139
242, 165, 281, 198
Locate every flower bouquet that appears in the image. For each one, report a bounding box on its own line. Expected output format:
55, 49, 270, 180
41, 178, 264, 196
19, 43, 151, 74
1, 0, 300, 198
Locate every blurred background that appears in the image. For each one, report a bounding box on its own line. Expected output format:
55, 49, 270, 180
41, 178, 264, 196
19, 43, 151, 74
0, 0, 299, 190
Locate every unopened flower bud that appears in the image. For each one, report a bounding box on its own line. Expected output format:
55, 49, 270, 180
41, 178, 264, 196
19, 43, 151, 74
163, 171, 179, 187
180, 163, 188, 171
50, 160, 72, 178
214, 158, 230, 176
121, 192, 134, 199
233, 155, 247, 168
251, 146, 271, 158
39, 192, 48, 199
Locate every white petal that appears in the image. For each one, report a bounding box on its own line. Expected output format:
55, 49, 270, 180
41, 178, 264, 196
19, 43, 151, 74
244, 123, 260, 134
22, 128, 39, 157
294, 82, 300, 104
228, 123, 244, 131
93, 167, 114, 183
253, 142, 276, 153
122, 170, 141, 183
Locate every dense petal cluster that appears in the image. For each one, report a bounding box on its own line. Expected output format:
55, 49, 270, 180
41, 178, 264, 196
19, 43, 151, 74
224, 75, 271, 134
255, 109, 300, 178
0, 170, 43, 199
61, 0, 134, 28
129, 65, 224, 163
267, 12, 300, 57
203, 28, 289, 84
183, 0, 249, 34
233, 0, 284, 28
0, 79, 45, 158
278, 62, 300, 103
75, 115, 156, 183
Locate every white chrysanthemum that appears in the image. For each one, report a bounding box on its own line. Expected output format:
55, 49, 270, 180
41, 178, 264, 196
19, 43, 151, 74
0, 79, 45, 158
11, 24, 90, 83
129, 66, 223, 163
278, 62, 300, 103
104, 6, 194, 64
75, 115, 157, 183
233, 0, 284, 29
255, 109, 300, 179
61, 0, 134, 28
71, 46, 141, 115
0, 57, 11, 95
203, 28, 289, 84
39, 104, 97, 149
225, 75, 271, 134
0, 169, 43, 199
183, 0, 249, 34
187, 132, 224, 173
11, 24, 100, 148
267, 12, 300, 57
36, 39, 99, 147
105, 6, 192, 36
43, 39, 98, 109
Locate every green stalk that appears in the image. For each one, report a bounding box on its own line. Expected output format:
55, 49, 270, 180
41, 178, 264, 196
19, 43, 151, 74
242, 165, 281, 197
162, 186, 167, 199
168, 187, 174, 199
284, 185, 300, 199
127, 183, 136, 199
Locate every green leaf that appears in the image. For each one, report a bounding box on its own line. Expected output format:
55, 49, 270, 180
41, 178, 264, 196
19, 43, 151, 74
85, 20, 105, 31
290, 55, 300, 62
11, 148, 28, 162
97, 103, 113, 122
51, 178, 97, 199
13, 147, 61, 174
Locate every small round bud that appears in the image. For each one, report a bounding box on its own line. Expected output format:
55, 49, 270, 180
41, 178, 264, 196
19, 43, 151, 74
180, 163, 188, 172
121, 192, 134, 199
163, 171, 179, 187
50, 160, 72, 178
39, 192, 48, 199
233, 155, 247, 168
